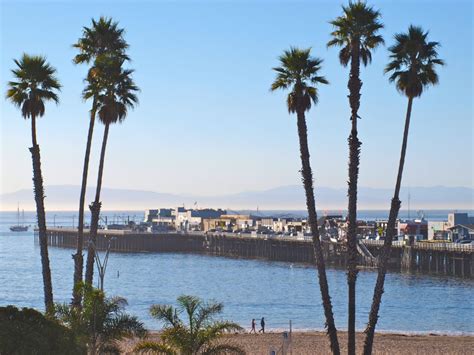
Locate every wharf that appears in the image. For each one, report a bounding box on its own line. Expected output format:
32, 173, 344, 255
41, 228, 474, 278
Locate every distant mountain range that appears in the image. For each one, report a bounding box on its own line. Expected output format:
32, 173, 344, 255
0, 185, 472, 211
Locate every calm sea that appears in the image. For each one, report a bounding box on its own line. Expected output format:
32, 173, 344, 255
0, 211, 473, 334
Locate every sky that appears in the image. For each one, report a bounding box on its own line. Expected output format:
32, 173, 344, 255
1, 0, 473, 198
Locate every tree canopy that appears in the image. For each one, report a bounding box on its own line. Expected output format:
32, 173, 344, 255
271, 47, 328, 114
385, 25, 445, 98
328, 1, 384, 66
6, 54, 61, 119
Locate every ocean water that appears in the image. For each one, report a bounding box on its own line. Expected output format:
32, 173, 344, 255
0, 211, 473, 334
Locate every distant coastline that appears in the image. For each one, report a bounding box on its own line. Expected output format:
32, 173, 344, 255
1, 184, 472, 211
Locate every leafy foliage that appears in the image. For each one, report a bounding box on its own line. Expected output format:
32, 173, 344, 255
0, 306, 85, 354
385, 25, 445, 98
270, 47, 328, 114
327, 1, 384, 66
135, 295, 244, 355
74, 16, 130, 109
73, 16, 129, 65
56, 284, 146, 354
92, 57, 139, 126
6, 54, 61, 119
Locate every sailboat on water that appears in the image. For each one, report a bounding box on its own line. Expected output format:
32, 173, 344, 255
10, 205, 28, 232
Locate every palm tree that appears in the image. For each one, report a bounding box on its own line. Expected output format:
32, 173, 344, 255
271, 48, 340, 354
327, 3, 383, 353
135, 295, 244, 354
84, 58, 139, 286
72, 16, 129, 306
362, 26, 444, 355
56, 284, 146, 354
6, 54, 61, 312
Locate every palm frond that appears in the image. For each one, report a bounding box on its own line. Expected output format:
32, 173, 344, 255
150, 305, 182, 328
194, 301, 223, 330
328, 1, 384, 67
98, 342, 121, 354
102, 313, 146, 341
92, 58, 139, 125
385, 25, 444, 97
134, 341, 177, 354
6, 54, 61, 118
147, 296, 243, 355
202, 344, 246, 355
73, 16, 129, 65
55, 284, 145, 354
270, 47, 328, 114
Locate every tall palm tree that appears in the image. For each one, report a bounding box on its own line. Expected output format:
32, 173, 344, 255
271, 48, 340, 354
56, 284, 146, 354
84, 58, 139, 286
135, 295, 244, 354
6, 54, 61, 312
72, 17, 129, 305
363, 26, 444, 355
327, 3, 383, 353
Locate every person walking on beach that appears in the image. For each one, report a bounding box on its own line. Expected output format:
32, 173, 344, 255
259, 317, 265, 333
250, 319, 256, 333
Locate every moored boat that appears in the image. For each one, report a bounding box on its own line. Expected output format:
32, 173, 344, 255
9, 205, 29, 232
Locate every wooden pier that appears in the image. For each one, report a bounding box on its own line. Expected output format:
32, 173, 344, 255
363, 240, 474, 278
42, 228, 474, 278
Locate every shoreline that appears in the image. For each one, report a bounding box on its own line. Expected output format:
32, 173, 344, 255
120, 331, 474, 354
139, 327, 474, 337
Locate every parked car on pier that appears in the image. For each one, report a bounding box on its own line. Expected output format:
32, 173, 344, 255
456, 239, 473, 244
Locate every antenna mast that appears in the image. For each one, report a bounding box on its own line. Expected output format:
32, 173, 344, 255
408, 191, 411, 219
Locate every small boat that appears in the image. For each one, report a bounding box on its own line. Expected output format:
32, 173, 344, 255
10, 225, 28, 232
9, 205, 29, 232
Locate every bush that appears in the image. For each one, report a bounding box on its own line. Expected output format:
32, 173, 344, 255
0, 305, 85, 355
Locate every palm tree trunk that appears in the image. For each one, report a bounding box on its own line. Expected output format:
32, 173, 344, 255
72, 100, 97, 306
29, 113, 54, 312
296, 108, 340, 355
362, 96, 413, 355
347, 42, 362, 355
85, 123, 110, 285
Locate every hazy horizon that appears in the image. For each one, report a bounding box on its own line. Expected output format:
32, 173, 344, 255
2, 182, 474, 196
1, 184, 472, 211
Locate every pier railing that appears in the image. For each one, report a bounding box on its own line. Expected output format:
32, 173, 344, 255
44, 228, 474, 252
361, 239, 473, 252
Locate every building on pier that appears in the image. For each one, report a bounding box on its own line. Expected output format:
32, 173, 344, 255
428, 221, 451, 240
144, 207, 227, 231
397, 219, 428, 241
448, 224, 474, 242
428, 213, 474, 241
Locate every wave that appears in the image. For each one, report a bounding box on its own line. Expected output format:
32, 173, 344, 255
254, 327, 474, 336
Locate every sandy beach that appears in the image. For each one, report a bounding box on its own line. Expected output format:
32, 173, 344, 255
120, 331, 474, 354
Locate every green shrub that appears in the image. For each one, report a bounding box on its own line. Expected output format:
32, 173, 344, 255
0, 305, 85, 355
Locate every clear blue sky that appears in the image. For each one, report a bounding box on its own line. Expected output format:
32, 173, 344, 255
1, 0, 472, 196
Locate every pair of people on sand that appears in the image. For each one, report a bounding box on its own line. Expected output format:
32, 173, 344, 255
250, 317, 265, 333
